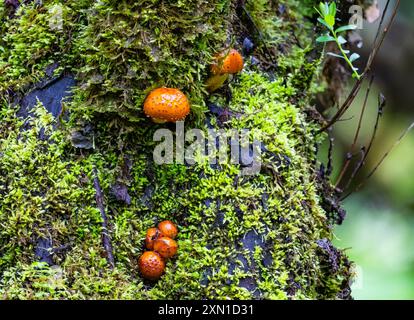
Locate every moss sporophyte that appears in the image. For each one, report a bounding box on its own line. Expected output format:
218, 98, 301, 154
0, 0, 353, 299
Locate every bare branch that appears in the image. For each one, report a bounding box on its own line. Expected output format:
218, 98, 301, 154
343, 121, 414, 200
335, 76, 375, 188
341, 92, 385, 199
93, 167, 115, 269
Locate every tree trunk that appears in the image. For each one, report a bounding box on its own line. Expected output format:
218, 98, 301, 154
0, 0, 352, 299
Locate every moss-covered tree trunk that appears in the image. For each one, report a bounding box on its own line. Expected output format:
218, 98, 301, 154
0, 0, 352, 299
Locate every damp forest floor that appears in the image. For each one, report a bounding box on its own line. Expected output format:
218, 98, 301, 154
0, 0, 353, 299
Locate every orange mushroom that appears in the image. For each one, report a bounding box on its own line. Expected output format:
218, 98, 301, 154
145, 227, 162, 250
206, 49, 244, 92
158, 220, 178, 239
210, 49, 244, 75
138, 251, 165, 280
153, 237, 178, 259
143, 88, 190, 123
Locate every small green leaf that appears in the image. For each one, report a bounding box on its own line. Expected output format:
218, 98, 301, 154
319, 2, 328, 16
324, 2, 330, 15
329, 2, 337, 17
335, 24, 358, 33
325, 14, 335, 28
342, 49, 350, 54
327, 52, 344, 59
350, 53, 360, 62
316, 35, 336, 43
337, 36, 347, 45
318, 17, 331, 29
315, 7, 322, 17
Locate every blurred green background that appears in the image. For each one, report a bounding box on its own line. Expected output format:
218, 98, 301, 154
327, 0, 414, 299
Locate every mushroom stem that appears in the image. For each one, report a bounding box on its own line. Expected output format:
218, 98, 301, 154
206, 74, 229, 93
152, 118, 168, 124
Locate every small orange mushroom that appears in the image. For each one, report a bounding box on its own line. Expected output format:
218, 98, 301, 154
158, 220, 178, 239
153, 236, 178, 259
143, 88, 190, 123
145, 227, 162, 250
211, 49, 244, 75
206, 49, 244, 92
138, 251, 165, 280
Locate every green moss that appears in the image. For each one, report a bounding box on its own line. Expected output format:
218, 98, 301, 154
0, 70, 350, 299
0, 0, 352, 299
69, 0, 231, 120
1, 2, 67, 90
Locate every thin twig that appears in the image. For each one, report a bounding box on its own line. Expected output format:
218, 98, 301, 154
319, 78, 365, 133
342, 121, 414, 200
93, 167, 115, 269
352, 76, 375, 149
341, 92, 385, 197
362, 93, 386, 162
364, 123, 414, 180
343, 146, 366, 192
326, 131, 334, 177
335, 75, 375, 188
366, 0, 393, 69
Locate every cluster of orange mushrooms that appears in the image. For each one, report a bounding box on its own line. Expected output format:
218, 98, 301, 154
138, 220, 179, 280
143, 48, 244, 123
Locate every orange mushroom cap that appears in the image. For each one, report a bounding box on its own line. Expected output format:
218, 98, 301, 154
153, 236, 178, 259
138, 251, 165, 281
211, 49, 244, 75
145, 227, 162, 250
158, 220, 178, 239
143, 88, 190, 123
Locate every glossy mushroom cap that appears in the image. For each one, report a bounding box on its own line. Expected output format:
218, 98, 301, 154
158, 220, 178, 239
143, 88, 190, 123
153, 237, 178, 259
138, 251, 165, 280
145, 227, 162, 250
211, 49, 244, 75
